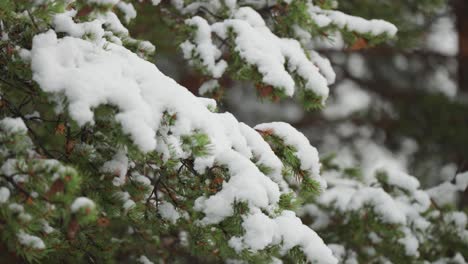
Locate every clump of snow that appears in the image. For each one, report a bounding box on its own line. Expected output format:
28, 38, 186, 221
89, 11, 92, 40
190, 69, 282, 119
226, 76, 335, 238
426, 17, 458, 56
41, 220, 55, 234
132, 173, 152, 187
181, 16, 227, 78
230, 210, 337, 264
115, 191, 136, 211
86, 0, 119, 5
444, 212, 467, 230
138, 255, 154, 264
308, 2, 397, 37
398, 227, 419, 257
455, 172, 468, 191
158, 201, 181, 224
17, 230, 46, 249
116, 2, 137, 23
0, 117, 28, 133
309, 50, 336, 84
255, 122, 326, 190
53, 11, 105, 41
151, 0, 161, 6
101, 150, 129, 186
320, 186, 406, 224
239, 123, 288, 191
9, 203, 24, 213
70, 197, 96, 212
0, 187, 10, 204
199, 79, 219, 95
378, 169, 420, 193
96, 11, 129, 35
428, 68, 457, 98
323, 80, 370, 119
427, 182, 460, 207
211, 7, 330, 102
17, 47, 32, 62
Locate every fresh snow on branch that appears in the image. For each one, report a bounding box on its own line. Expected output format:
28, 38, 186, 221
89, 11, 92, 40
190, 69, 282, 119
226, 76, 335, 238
29, 18, 332, 261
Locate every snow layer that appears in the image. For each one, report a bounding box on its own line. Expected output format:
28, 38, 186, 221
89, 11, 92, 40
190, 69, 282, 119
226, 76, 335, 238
255, 122, 326, 190
158, 201, 181, 224
0, 117, 27, 133
101, 150, 129, 186
428, 182, 460, 207
239, 123, 288, 191
308, 2, 397, 37
138, 255, 154, 264
70, 197, 96, 212
30, 25, 331, 261
0, 187, 10, 204
18, 230, 46, 249
181, 16, 227, 78
86, 0, 119, 5
230, 210, 337, 264
323, 80, 370, 119
31, 9, 335, 263
116, 2, 137, 23
211, 7, 330, 102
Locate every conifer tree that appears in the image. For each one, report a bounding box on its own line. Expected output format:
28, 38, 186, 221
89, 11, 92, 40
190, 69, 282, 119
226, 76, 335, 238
0, 1, 466, 263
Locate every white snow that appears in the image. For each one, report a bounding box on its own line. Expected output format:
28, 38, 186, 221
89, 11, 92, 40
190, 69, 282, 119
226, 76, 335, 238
238, 123, 287, 191
255, 122, 326, 190
53, 11, 105, 41
70, 197, 96, 212
349, 187, 406, 224
444, 212, 467, 230
17, 230, 46, 249
86, 0, 119, 5
132, 174, 152, 187
426, 17, 458, 56
199, 80, 219, 95
308, 2, 397, 37
151, 0, 161, 6
181, 16, 227, 78
8, 203, 24, 213
115, 191, 136, 211
398, 227, 419, 257
41, 220, 55, 234
379, 169, 420, 193
30, 29, 283, 224
427, 182, 460, 207
0, 187, 10, 204
158, 201, 181, 224
117, 2, 137, 23
138, 255, 154, 264
323, 80, 370, 119
230, 210, 338, 264
0, 117, 27, 133
101, 150, 129, 186
29, 13, 341, 261
455, 172, 468, 191
211, 7, 330, 102
317, 185, 406, 224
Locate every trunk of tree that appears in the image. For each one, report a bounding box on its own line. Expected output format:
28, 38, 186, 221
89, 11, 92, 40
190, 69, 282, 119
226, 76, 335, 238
456, 0, 468, 93
454, 0, 468, 207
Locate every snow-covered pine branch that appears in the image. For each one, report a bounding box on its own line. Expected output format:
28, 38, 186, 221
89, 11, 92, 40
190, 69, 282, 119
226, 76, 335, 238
0, 0, 466, 263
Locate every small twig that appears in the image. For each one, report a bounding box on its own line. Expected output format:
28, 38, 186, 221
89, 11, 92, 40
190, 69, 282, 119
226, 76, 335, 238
197, 6, 224, 20
27, 9, 39, 32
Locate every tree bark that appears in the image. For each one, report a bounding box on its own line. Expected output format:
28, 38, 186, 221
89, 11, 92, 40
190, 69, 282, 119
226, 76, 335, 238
455, 0, 468, 92
454, 0, 468, 209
